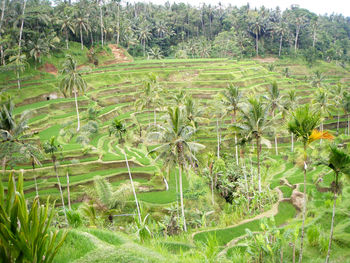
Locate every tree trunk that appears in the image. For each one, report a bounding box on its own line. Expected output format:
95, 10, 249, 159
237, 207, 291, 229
294, 27, 300, 52
312, 29, 317, 47
175, 169, 179, 219
293, 243, 296, 263
179, 165, 187, 232
66, 171, 71, 210
124, 152, 142, 224
256, 136, 261, 193
325, 190, 337, 263
291, 133, 294, 152
210, 174, 214, 205
255, 32, 259, 56
74, 90, 80, 132
99, 3, 103, 47
80, 25, 83, 50
116, 3, 120, 45
154, 108, 156, 126
0, 0, 5, 65
53, 158, 67, 224
163, 176, 169, 191
18, 0, 27, 52
279, 34, 283, 57
16, 70, 21, 90
90, 30, 94, 46
336, 113, 340, 135
66, 30, 69, 49
216, 118, 220, 159
275, 135, 278, 155
235, 133, 239, 165
298, 144, 308, 263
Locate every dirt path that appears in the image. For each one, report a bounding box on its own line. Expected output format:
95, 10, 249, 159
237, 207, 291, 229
103, 44, 132, 65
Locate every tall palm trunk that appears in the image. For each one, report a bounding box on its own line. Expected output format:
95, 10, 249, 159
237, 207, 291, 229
275, 135, 278, 155
294, 27, 300, 52
66, 171, 71, 209
336, 113, 340, 135
299, 144, 308, 263
80, 24, 84, 50
18, 0, 26, 52
256, 136, 261, 193
74, 89, 80, 132
53, 156, 67, 224
116, 3, 120, 45
99, 3, 103, 46
279, 34, 283, 57
291, 133, 294, 152
235, 133, 239, 165
0, 0, 6, 65
124, 152, 141, 224
325, 188, 337, 263
216, 118, 220, 159
255, 32, 259, 56
179, 165, 187, 232
65, 30, 69, 49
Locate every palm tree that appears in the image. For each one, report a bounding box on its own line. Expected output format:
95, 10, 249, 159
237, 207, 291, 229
248, 12, 266, 57
43, 136, 67, 224
293, 14, 307, 52
74, 10, 90, 50
324, 145, 350, 263
275, 20, 288, 57
60, 15, 75, 49
138, 23, 152, 57
148, 107, 205, 232
220, 84, 242, 165
264, 81, 283, 155
311, 70, 325, 88
236, 97, 271, 193
109, 118, 126, 142
8, 53, 27, 90
287, 105, 333, 263
59, 55, 87, 132
28, 38, 49, 68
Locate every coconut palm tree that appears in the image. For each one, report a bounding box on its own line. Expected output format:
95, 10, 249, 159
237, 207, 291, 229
264, 81, 283, 155
138, 23, 152, 57
148, 107, 205, 232
59, 55, 87, 132
220, 84, 242, 164
43, 136, 67, 224
60, 15, 75, 49
324, 145, 350, 263
74, 9, 90, 50
287, 105, 333, 263
109, 118, 126, 142
8, 53, 27, 90
236, 97, 271, 193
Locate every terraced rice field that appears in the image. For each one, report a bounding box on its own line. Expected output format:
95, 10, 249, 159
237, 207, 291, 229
3, 58, 349, 208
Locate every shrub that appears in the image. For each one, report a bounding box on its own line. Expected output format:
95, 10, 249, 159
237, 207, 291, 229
0, 173, 67, 263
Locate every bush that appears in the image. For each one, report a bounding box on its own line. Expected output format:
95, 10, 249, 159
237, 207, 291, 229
0, 173, 67, 263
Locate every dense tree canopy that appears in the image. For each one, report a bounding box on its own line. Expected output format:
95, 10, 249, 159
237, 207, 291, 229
0, 0, 350, 63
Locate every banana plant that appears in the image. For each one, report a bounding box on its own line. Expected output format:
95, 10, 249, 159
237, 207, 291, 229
0, 173, 67, 263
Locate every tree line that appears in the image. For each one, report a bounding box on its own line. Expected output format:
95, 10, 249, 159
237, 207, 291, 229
0, 0, 350, 66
